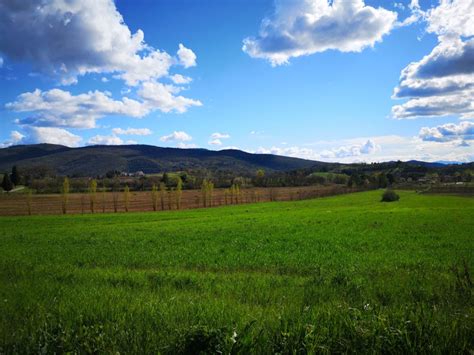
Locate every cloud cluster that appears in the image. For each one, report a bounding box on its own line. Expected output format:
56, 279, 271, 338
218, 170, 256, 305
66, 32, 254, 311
256, 139, 380, 161
208, 132, 231, 146
0, 0, 196, 86
87, 134, 136, 146
7, 89, 147, 129
112, 127, 152, 136
243, 0, 397, 65
319, 139, 380, 159
392, 0, 474, 120
1, 0, 201, 146
419, 121, 474, 143
160, 131, 192, 142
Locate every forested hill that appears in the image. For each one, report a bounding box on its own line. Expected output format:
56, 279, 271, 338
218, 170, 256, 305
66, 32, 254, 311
0, 144, 323, 176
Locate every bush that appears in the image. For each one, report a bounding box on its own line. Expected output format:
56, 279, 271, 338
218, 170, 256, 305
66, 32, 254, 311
381, 189, 400, 202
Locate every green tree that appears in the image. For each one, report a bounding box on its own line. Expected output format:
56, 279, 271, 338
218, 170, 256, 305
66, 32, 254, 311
378, 174, 388, 188
11, 166, 20, 186
61, 177, 70, 214
1, 173, 14, 192
162, 172, 169, 186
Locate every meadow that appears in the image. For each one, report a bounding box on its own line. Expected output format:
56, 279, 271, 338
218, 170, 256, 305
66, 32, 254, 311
0, 190, 473, 353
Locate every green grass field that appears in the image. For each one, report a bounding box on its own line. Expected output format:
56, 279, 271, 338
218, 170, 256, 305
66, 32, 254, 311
0, 190, 473, 353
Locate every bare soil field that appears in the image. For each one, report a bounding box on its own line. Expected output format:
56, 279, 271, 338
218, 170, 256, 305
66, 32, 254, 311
0, 185, 364, 216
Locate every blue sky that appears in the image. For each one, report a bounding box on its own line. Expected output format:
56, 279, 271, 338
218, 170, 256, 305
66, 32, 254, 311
0, 0, 473, 162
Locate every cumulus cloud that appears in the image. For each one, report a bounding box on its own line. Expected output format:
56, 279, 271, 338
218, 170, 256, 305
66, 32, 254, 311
0, 0, 193, 86
208, 132, 230, 146
419, 121, 474, 142
138, 81, 202, 113
87, 134, 136, 145
6, 84, 202, 129
208, 139, 222, 146
170, 74, 192, 85
0, 131, 25, 148
13, 127, 82, 147
210, 132, 230, 139
392, 0, 474, 119
160, 131, 192, 142
112, 127, 152, 136
6, 89, 148, 129
255, 139, 379, 161
320, 139, 380, 159
243, 0, 397, 65
177, 44, 197, 68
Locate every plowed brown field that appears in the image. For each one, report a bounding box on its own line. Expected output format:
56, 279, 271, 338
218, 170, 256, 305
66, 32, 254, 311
0, 186, 365, 216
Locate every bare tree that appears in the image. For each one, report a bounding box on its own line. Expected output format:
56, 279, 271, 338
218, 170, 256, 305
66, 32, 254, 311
124, 185, 130, 212
61, 177, 70, 214
89, 179, 97, 213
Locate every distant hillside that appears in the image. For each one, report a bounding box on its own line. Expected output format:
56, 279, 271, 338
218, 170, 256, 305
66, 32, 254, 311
0, 144, 323, 176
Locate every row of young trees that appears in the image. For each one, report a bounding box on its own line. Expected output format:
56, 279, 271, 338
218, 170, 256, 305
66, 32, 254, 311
59, 177, 186, 214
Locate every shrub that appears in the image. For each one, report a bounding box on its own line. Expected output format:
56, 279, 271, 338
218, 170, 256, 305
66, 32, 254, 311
381, 189, 400, 202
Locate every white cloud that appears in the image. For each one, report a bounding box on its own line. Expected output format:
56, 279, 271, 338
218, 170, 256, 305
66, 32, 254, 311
319, 139, 380, 159
88, 134, 124, 145
6, 88, 148, 129
392, 0, 474, 119
170, 74, 192, 84
160, 131, 192, 142
6, 83, 202, 129
208, 139, 222, 146
243, 0, 397, 66
138, 81, 202, 113
0, 131, 25, 148
426, 0, 474, 38
419, 121, 474, 142
18, 127, 82, 147
177, 43, 197, 68
0, 0, 194, 86
112, 127, 152, 136
177, 142, 198, 149
254, 135, 473, 163
210, 132, 230, 139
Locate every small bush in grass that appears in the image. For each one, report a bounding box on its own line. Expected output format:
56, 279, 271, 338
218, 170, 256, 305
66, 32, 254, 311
381, 189, 400, 202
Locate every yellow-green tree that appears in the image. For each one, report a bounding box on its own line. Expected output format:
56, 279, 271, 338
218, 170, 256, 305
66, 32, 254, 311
159, 182, 166, 210
101, 183, 106, 213
201, 179, 208, 207
151, 184, 158, 211
89, 179, 97, 213
61, 177, 70, 214
124, 185, 130, 212
175, 177, 183, 210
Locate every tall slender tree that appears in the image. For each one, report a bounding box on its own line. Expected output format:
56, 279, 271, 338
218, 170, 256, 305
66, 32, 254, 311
124, 185, 130, 212
151, 184, 158, 211
175, 177, 183, 209
1, 173, 13, 192
11, 166, 20, 186
26, 188, 32, 215
89, 179, 97, 213
159, 182, 166, 210
61, 177, 70, 214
